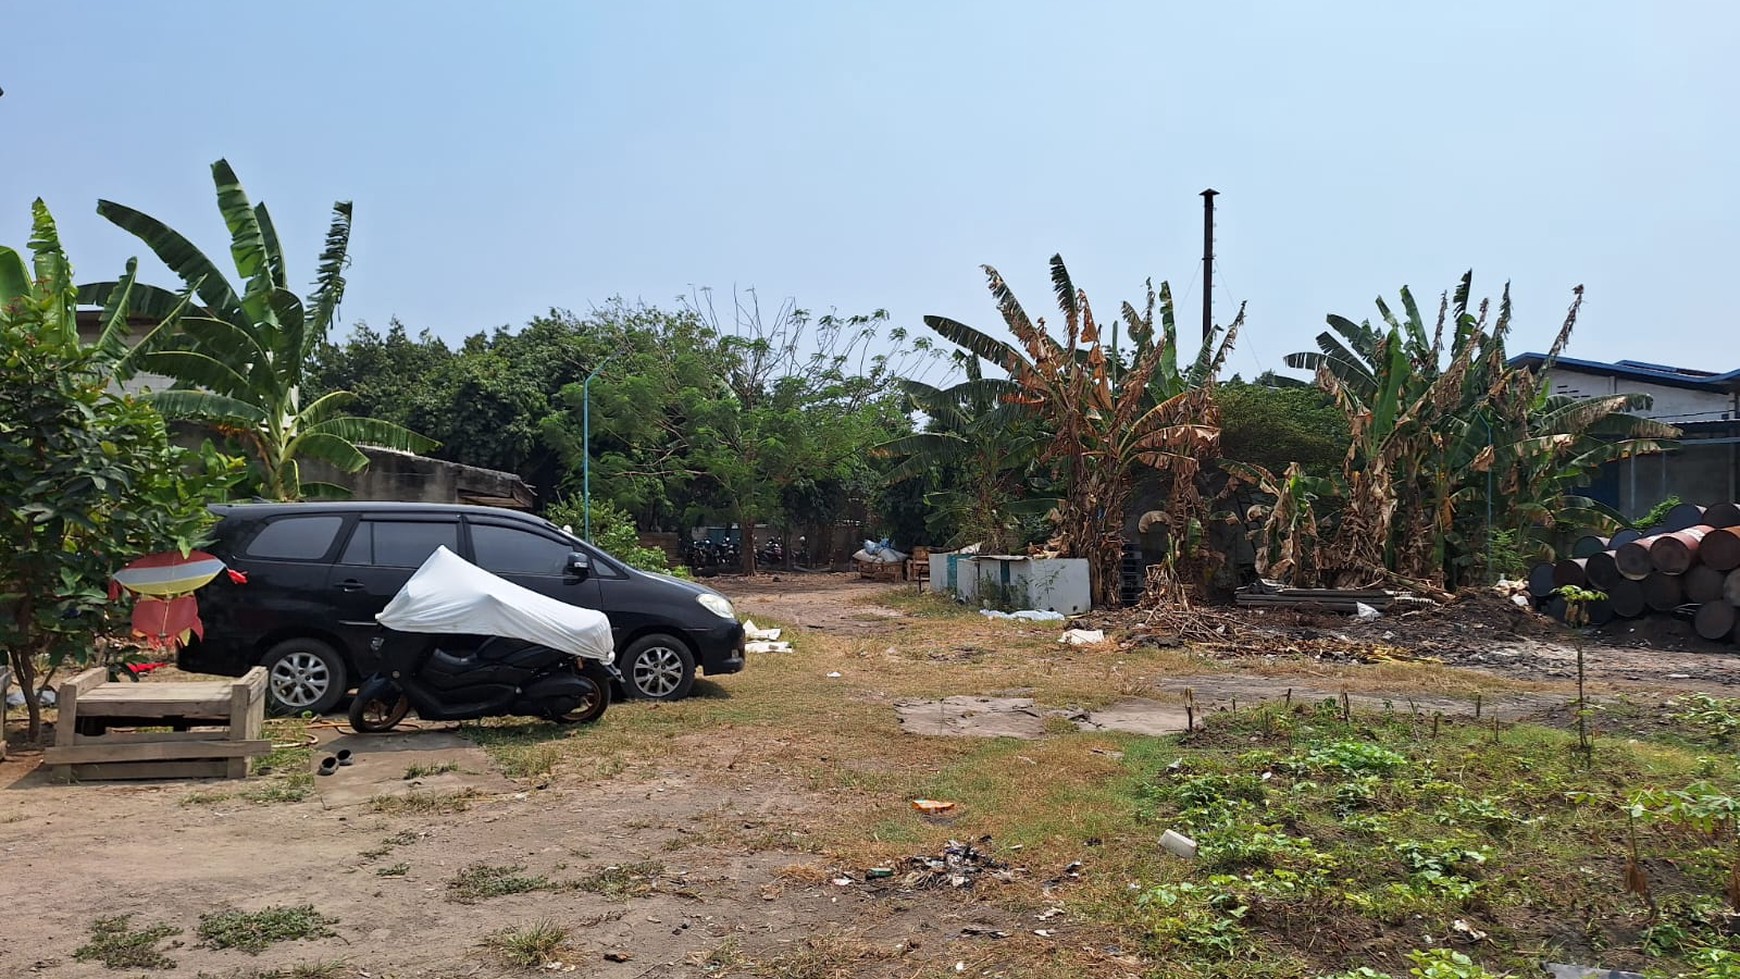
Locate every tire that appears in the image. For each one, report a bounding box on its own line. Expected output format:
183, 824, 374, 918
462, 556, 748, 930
552, 673, 610, 724
261, 638, 348, 716
350, 691, 411, 733
618, 634, 696, 701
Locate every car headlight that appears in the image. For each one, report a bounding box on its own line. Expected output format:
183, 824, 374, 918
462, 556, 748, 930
697, 593, 736, 620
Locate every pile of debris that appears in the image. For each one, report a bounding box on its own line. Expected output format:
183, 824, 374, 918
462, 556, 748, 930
897, 837, 1017, 890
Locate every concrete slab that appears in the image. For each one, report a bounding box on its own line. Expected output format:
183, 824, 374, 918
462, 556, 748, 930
310, 729, 514, 809
894, 697, 1051, 739
1075, 698, 1192, 736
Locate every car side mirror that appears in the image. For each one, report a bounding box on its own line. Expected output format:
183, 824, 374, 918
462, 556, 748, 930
566, 552, 591, 578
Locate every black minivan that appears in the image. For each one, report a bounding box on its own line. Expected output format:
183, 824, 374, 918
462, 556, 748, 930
180, 502, 746, 713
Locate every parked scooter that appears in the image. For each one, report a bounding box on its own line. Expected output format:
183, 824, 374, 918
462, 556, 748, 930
348, 547, 621, 733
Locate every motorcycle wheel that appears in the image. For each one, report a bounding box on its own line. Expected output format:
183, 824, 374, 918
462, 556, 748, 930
349, 692, 411, 733
551, 674, 609, 725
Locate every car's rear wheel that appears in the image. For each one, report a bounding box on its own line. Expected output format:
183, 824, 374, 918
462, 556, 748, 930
618, 634, 695, 701
262, 638, 347, 715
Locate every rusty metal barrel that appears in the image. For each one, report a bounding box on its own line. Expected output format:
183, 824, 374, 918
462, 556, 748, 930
1650, 526, 1712, 575
1686, 564, 1728, 604
1527, 562, 1558, 598
1644, 571, 1684, 613
1705, 502, 1740, 529
1663, 503, 1708, 532
1616, 534, 1666, 580
1702, 526, 1740, 572
1585, 550, 1623, 590
1695, 601, 1737, 641
1570, 535, 1608, 558
1610, 528, 1644, 549
1608, 577, 1647, 617
1552, 558, 1589, 587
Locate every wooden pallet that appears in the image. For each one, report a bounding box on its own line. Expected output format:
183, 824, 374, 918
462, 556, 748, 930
45, 667, 269, 782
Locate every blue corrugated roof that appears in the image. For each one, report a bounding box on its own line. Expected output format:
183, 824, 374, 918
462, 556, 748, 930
1508, 352, 1740, 393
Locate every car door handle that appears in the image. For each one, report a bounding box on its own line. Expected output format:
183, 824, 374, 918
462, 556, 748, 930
334, 579, 365, 592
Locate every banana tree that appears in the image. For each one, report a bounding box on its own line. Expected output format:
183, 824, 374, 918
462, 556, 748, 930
1284, 273, 1675, 589
0, 200, 194, 366
876, 354, 1052, 552
79, 160, 435, 498
921, 255, 1241, 607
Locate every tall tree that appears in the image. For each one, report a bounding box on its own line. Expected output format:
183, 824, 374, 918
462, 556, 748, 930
2, 202, 241, 740
80, 160, 434, 499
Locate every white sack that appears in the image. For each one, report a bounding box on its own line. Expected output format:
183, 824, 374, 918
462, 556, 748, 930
376, 547, 615, 663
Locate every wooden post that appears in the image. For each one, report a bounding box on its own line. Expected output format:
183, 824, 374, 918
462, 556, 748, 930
55, 668, 108, 746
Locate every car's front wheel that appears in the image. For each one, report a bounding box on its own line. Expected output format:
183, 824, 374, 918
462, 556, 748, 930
618, 634, 695, 701
261, 638, 348, 715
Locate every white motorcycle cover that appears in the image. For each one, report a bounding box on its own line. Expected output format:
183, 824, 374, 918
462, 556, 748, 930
375, 547, 615, 663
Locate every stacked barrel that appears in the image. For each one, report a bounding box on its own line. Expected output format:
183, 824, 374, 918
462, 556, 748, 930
1527, 501, 1740, 642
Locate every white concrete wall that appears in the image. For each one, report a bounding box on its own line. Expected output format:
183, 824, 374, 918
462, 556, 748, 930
1545, 368, 1735, 425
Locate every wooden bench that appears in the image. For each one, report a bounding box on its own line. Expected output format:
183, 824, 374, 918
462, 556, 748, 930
45, 667, 269, 782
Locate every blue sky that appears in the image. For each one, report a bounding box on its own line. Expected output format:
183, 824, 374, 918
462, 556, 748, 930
3, 1, 1734, 380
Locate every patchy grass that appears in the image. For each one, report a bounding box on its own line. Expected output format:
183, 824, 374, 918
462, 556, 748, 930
572, 859, 664, 899
447, 863, 552, 903
195, 904, 337, 955
360, 828, 422, 859
367, 787, 480, 815
73, 914, 182, 969
215, 964, 347, 979
748, 930, 903, 978
180, 788, 235, 806
494, 741, 562, 778
481, 919, 570, 968
239, 772, 313, 804
375, 861, 409, 877
686, 936, 748, 972
402, 760, 459, 779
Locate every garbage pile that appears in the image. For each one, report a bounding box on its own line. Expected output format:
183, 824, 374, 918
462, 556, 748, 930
897, 837, 1016, 889
852, 538, 908, 566
1529, 501, 1740, 644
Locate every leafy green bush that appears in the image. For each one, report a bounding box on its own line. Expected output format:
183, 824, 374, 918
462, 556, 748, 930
544, 498, 690, 577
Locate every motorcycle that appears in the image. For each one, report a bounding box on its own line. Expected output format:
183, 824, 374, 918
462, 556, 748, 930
758, 538, 784, 567
348, 546, 621, 733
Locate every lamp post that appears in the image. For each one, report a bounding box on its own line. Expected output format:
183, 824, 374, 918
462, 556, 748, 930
582, 351, 622, 542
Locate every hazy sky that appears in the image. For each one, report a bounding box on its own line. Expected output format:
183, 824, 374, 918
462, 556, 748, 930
3, 2, 1735, 381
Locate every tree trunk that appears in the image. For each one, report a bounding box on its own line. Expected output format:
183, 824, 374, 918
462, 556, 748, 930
9, 593, 45, 743
737, 512, 756, 575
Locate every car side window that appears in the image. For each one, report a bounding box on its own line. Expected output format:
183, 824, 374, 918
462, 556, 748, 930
244, 516, 345, 561
338, 521, 372, 564
470, 523, 572, 575
365, 520, 460, 568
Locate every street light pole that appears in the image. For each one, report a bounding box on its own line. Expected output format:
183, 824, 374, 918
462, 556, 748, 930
582, 351, 622, 542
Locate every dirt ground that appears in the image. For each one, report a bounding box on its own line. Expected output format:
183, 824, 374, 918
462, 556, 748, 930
3, 573, 1738, 977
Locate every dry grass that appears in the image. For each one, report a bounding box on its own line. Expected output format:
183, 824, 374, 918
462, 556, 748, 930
481, 919, 570, 968
367, 787, 481, 815
749, 930, 902, 979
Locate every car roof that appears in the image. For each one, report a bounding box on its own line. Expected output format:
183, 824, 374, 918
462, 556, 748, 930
210, 501, 548, 522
